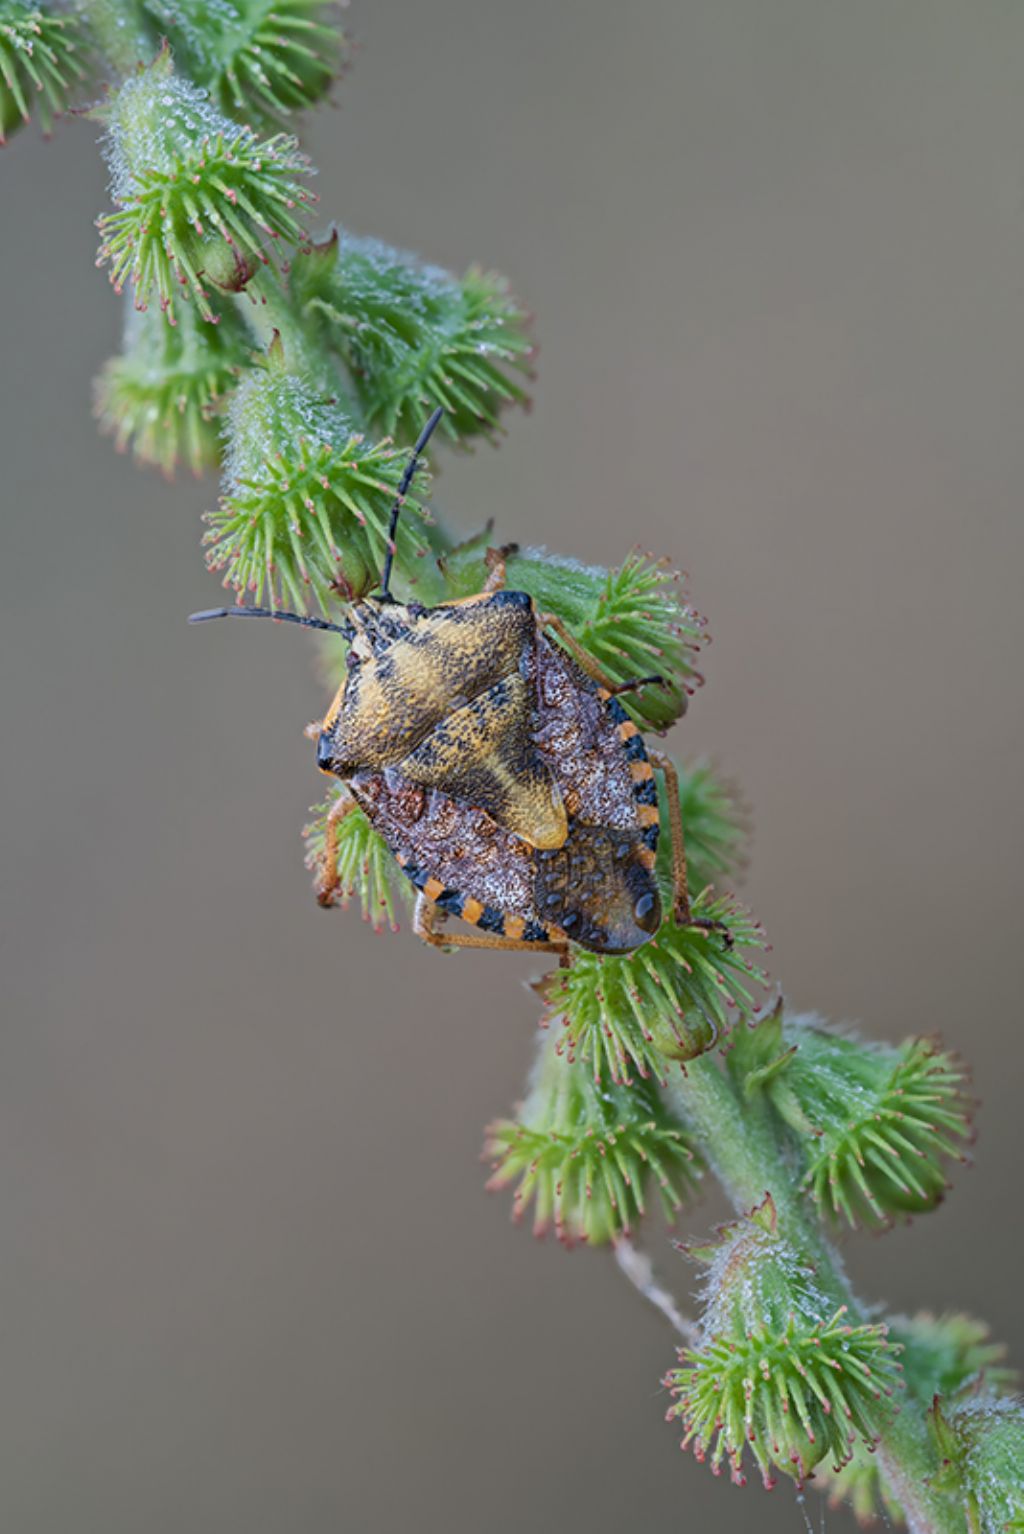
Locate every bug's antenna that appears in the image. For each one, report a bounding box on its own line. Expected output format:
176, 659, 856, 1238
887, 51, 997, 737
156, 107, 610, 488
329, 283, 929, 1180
378, 405, 444, 601
188, 606, 350, 635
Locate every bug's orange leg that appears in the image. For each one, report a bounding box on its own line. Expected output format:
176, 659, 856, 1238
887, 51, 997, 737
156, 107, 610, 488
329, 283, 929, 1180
538, 611, 621, 691
539, 612, 668, 699
315, 789, 358, 908
647, 749, 690, 924
648, 749, 733, 946
481, 543, 519, 594
413, 895, 569, 957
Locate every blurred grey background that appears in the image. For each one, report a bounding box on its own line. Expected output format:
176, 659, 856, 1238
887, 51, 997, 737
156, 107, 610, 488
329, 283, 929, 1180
2, 2, 1023, 1531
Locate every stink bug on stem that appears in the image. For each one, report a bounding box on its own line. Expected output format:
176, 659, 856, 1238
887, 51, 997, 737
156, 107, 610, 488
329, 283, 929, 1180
191, 408, 711, 960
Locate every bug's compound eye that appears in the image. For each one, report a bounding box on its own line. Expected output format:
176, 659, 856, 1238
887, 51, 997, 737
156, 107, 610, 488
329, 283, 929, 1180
633, 889, 660, 933
316, 732, 335, 773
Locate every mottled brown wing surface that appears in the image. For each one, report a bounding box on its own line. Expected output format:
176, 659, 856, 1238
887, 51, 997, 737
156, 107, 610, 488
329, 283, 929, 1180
531, 633, 655, 832
349, 772, 560, 944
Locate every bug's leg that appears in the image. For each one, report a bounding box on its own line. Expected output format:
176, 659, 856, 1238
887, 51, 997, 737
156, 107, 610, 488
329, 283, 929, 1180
605, 673, 665, 697
538, 611, 621, 690
646, 749, 691, 924
647, 749, 733, 946
315, 788, 358, 907
413, 895, 569, 956
481, 542, 519, 594
539, 612, 667, 700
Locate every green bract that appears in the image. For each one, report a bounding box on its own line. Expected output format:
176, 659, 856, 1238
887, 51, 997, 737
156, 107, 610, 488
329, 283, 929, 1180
665, 1197, 902, 1487
204, 346, 432, 608
0, 1, 85, 141
818, 1311, 1014, 1526
485, 1028, 702, 1245
303, 791, 412, 934
543, 888, 767, 1083
931, 1397, 1024, 1533
143, 0, 347, 130
290, 230, 533, 446
730, 1008, 974, 1229
95, 296, 250, 476
96, 49, 312, 323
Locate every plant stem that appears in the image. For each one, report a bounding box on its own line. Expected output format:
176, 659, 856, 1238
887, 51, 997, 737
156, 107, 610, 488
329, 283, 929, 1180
234, 264, 339, 394
613, 1237, 699, 1345
662, 1056, 967, 1534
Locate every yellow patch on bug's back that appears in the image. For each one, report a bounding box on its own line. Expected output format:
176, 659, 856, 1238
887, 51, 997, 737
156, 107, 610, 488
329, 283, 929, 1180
629, 760, 654, 782
423, 876, 445, 902
321, 681, 346, 736
637, 804, 660, 827
504, 915, 526, 940
401, 672, 568, 851
461, 896, 484, 926
618, 719, 640, 740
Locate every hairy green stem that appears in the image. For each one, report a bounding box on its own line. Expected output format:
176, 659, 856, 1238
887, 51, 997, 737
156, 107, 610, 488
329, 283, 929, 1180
233, 264, 337, 393
664, 1057, 966, 1534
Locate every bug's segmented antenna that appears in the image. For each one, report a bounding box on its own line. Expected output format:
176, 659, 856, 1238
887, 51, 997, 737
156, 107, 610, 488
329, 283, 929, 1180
188, 606, 350, 635
378, 405, 445, 601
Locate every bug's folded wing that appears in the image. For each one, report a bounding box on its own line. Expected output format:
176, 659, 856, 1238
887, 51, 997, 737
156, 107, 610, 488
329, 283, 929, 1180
399, 673, 567, 850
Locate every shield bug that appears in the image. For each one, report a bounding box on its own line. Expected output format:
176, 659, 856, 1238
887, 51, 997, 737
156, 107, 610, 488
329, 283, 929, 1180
191, 408, 700, 959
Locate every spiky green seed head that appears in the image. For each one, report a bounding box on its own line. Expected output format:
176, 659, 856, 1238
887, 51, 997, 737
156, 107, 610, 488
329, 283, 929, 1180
541, 887, 768, 1084
730, 1009, 974, 1229
484, 1026, 702, 1246
94, 295, 250, 476
290, 229, 533, 447
665, 1195, 903, 1488
302, 790, 412, 933
0, 2, 86, 142
96, 47, 313, 324
442, 544, 707, 732
930, 1396, 1024, 1533
203, 340, 432, 609
817, 1311, 1014, 1526
142, 0, 349, 132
